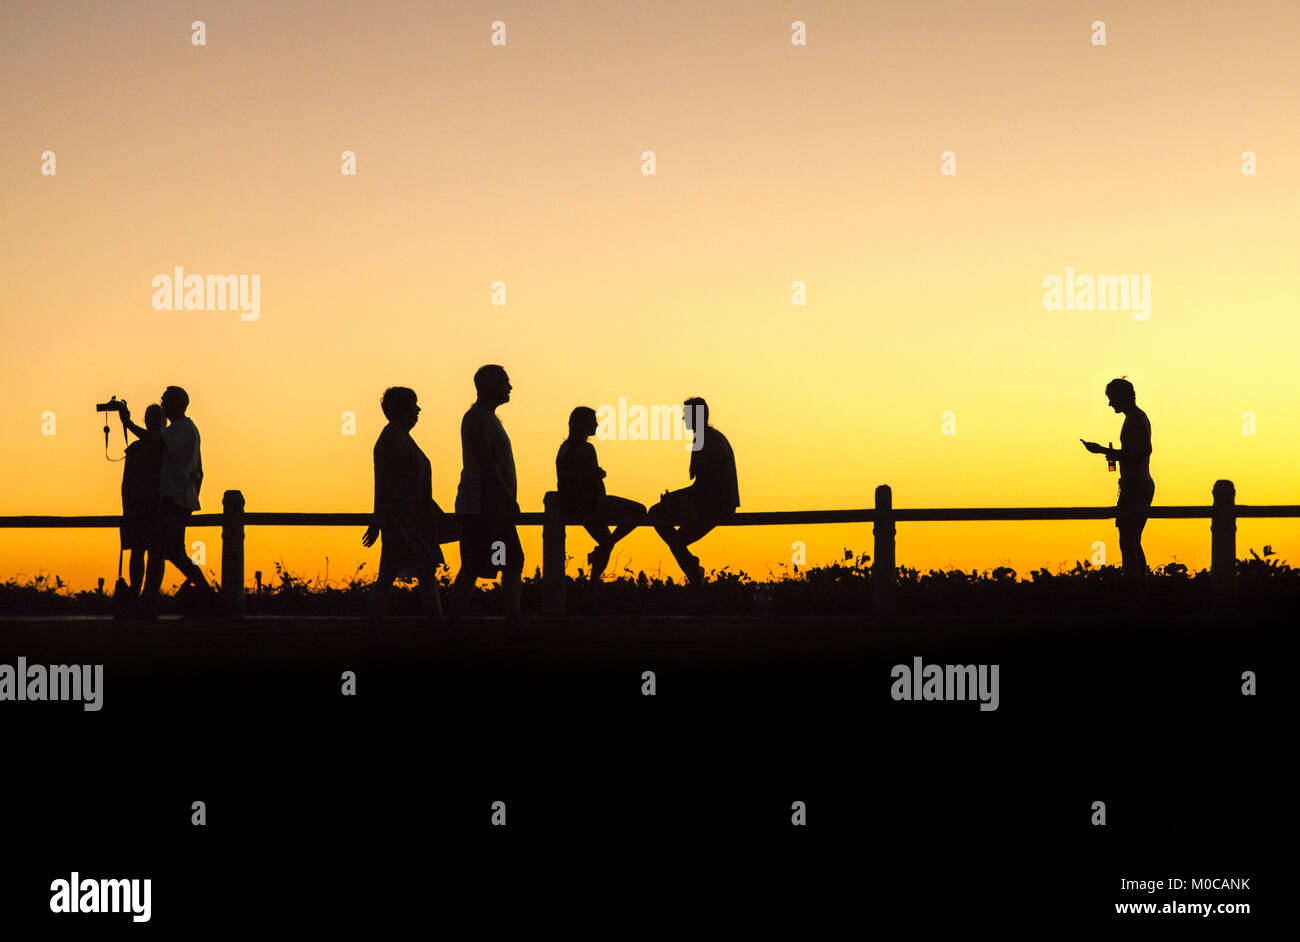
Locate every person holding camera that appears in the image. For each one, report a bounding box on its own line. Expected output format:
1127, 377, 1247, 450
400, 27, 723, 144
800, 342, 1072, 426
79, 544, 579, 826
124, 386, 214, 616
113, 402, 166, 608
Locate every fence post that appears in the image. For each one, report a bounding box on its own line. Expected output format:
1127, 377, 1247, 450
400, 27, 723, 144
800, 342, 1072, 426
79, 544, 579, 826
1211, 479, 1236, 613
222, 489, 245, 618
542, 491, 566, 616
873, 484, 897, 615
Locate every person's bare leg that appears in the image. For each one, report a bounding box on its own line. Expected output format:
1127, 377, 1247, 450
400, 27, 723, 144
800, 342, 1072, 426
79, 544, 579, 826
503, 568, 523, 623
368, 555, 397, 630
419, 566, 444, 626
1134, 518, 1149, 586
1118, 519, 1147, 606
653, 519, 692, 573
652, 518, 697, 581
648, 499, 672, 542
1131, 518, 1150, 607
449, 566, 476, 619
173, 549, 218, 615
672, 521, 717, 584
580, 521, 614, 580
167, 545, 211, 592
607, 496, 647, 545
609, 522, 638, 543
141, 547, 166, 615
589, 497, 646, 581
127, 549, 145, 597
649, 497, 700, 582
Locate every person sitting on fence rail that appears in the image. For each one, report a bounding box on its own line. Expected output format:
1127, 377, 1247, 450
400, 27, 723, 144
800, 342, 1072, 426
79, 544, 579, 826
556, 406, 647, 581
449, 365, 524, 625
362, 386, 447, 629
1080, 377, 1154, 593
647, 397, 739, 585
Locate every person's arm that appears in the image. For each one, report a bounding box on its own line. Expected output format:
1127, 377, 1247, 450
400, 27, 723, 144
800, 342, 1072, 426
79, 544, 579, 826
690, 436, 716, 486
722, 439, 739, 508
1105, 422, 1125, 462
581, 443, 605, 484
694, 437, 736, 507
363, 434, 398, 546
1082, 438, 1126, 463
192, 445, 203, 498
118, 405, 162, 445
465, 412, 516, 508
361, 463, 381, 548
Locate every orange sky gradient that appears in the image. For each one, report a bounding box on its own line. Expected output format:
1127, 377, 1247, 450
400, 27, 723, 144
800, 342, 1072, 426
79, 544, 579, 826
2, 1, 1297, 591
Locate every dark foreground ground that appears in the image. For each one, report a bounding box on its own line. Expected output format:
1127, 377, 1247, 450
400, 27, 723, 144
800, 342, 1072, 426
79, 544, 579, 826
0, 611, 1285, 930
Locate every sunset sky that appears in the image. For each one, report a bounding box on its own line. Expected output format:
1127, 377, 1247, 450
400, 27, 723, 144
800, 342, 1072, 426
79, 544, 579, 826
2, 0, 1297, 591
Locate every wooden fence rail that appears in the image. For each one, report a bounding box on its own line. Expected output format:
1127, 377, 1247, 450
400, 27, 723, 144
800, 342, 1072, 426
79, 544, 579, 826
3, 480, 1297, 617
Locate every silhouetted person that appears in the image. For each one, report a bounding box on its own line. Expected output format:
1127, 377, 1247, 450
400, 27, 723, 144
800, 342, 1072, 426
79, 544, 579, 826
647, 397, 739, 584
361, 387, 446, 630
131, 386, 213, 616
450, 365, 523, 624
1081, 378, 1153, 591
556, 406, 647, 581
116, 402, 165, 607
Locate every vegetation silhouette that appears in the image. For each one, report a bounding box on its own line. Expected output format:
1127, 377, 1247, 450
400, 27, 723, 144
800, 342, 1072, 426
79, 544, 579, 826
5, 547, 1295, 617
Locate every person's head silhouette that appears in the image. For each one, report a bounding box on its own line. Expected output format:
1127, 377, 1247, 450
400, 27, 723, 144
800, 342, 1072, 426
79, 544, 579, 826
568, 406, 598, 439
143, 404, 165, 432
684, 396, 709, 433
474, 365, 512, 407
161, 386, 189, 421
381, 386, 420, 430
1105, 378, 1136, 413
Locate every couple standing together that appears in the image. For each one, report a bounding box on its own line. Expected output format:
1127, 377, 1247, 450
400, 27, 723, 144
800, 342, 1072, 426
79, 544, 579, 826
364, 365, 740, 628
115, 386, 214, 616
